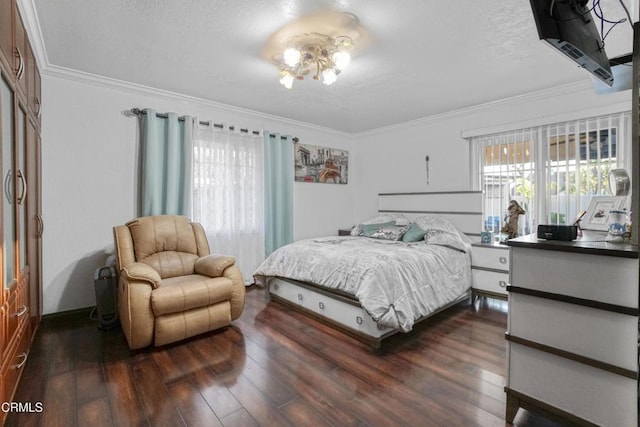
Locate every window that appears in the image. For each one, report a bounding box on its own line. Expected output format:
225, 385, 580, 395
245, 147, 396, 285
191, 126, 264, 284
469, 112, 631, 235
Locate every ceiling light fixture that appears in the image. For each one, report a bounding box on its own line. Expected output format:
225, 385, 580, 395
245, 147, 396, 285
276, 32, 354, 89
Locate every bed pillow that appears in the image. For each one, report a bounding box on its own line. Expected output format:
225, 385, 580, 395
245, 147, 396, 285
415, 215, 472, 252
350, 214, 408, 236
360, 221, 396, 237
415, 215, 459, 234
401, 222, 427, 242
370, 225, 409, 241
423, 229, 468, 252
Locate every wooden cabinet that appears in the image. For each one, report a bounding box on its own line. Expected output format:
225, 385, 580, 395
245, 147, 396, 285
0, 0, 12, 73
470, 242, 508, 299
505, 233, 639, 426
12, 5, 26, 98
0, 1, 42, 422
27, 50, 40, 122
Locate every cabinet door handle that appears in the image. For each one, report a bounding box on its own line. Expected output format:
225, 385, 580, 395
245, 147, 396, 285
35, 98, 41, 118
17, 169, 26, 205
13, 352, 27, 369
35, 214, 43, 237
4, 170, 12, 204
499, 280, 507, 288
14, 305, 28, 317
15, 47, 24, 80
499, 256, 507, 264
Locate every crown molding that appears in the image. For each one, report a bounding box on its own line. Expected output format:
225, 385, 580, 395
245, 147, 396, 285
16, 0, 351, 139
43, 64, 353, 138
354, 80, 610, 138
16, 0, 48, 69
15, 0, 626, 140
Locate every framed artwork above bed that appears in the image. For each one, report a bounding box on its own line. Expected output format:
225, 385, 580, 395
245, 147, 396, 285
294, 142, 349, 184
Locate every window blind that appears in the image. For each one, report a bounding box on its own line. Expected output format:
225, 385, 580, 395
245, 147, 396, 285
469, 112, 630, 235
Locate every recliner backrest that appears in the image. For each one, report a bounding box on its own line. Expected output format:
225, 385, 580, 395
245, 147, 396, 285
125, 215, 210, 279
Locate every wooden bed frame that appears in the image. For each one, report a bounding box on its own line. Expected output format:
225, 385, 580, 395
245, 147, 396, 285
265, 190, 483, 350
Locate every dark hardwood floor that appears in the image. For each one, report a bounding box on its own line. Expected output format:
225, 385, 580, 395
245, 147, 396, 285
7, 286, 562, 427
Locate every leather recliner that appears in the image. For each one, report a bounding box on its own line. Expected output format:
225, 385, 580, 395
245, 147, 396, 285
113, 215, 245, 349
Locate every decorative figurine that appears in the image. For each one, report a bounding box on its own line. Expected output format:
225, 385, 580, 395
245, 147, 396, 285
500, 200, 526, 240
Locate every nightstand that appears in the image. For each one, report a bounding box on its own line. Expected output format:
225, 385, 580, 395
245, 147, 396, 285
338, 228, 353, 236
470, 242, 509, 300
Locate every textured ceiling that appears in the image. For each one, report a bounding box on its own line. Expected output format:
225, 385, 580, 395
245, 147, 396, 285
30, 0, 635, 133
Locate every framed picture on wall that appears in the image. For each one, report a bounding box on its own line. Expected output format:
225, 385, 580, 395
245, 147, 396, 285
581, 196, 627, 231
294, 142, 349, 184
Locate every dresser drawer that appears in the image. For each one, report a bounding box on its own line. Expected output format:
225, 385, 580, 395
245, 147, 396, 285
510, 247, 639, 308
471, 245, 509, 271
2, 321, 30, 409
508, 292, 637, 371
472, 269, 508, 296
5, 291, 18, 344
508, 342, 637, 427
6, 284, 29, 344
268, 278, 393, 339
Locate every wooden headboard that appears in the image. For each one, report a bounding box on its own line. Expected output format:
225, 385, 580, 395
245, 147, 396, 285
378, 191, 483, 239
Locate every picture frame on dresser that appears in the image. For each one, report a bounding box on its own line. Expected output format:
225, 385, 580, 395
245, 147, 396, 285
581, 196, 627, 231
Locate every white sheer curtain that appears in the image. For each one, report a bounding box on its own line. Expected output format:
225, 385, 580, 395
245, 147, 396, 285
191, 123, 264, 285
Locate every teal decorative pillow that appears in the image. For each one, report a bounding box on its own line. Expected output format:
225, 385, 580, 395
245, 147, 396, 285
401, 223, 427, 242
360, 221, 395, 237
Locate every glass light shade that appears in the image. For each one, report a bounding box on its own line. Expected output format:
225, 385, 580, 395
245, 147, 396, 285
332, 51, 351, 70
283, 48, 301, 67
279, 71, 294, 89
322, 69, 337, 85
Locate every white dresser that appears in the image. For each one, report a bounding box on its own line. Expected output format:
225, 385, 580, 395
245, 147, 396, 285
506, 233, 639, 426
471, 242, 509, 300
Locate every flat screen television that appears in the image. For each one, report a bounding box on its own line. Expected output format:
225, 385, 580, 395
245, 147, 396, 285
529, 0, 613, 86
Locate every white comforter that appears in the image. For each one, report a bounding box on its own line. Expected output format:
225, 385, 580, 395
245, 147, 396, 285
253, 236, 472, 332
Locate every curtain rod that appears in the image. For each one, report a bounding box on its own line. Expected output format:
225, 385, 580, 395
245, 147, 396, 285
129, 108, 299, 142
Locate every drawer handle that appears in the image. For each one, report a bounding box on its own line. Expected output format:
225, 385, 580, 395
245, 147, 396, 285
14, 305, 28, 317
356, 316, 363, 325
318, 302, 325, 310
272, 283, 279, 291
499, 280, 507, 288
499, 256, 507, 264
297, 293, 303, 301
13, 352, 27, 370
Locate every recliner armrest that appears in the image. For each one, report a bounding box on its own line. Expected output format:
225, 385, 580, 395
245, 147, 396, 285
121, 262, 162, 289
195, 254, 236, 277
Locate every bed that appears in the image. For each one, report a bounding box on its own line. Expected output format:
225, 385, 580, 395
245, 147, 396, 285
253, 191, 483, 350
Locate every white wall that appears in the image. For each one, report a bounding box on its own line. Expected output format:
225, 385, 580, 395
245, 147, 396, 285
351, 82, 632, 223
41, 73, 631, 315
41, 75, 354, 314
